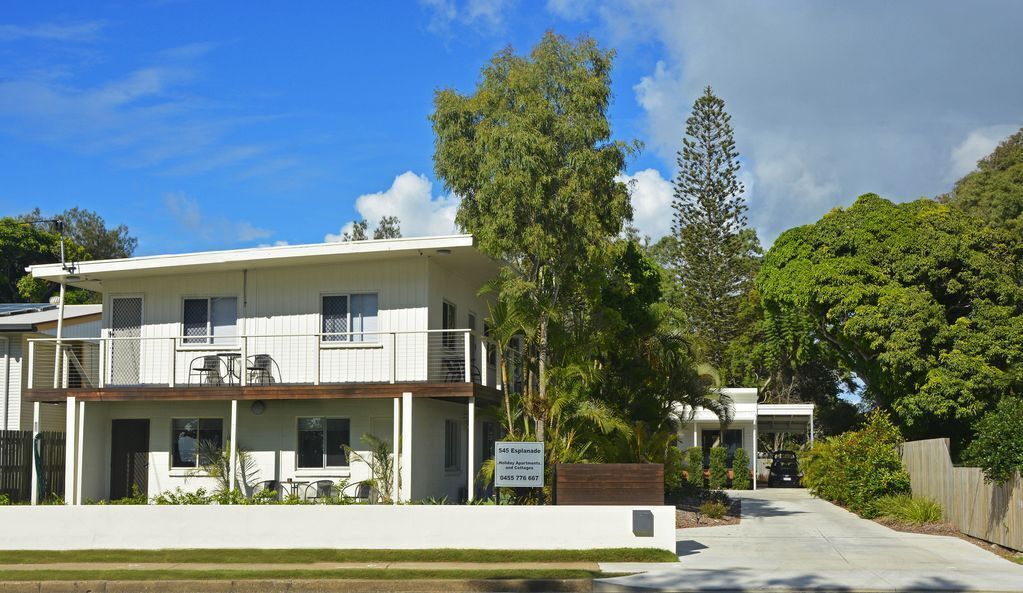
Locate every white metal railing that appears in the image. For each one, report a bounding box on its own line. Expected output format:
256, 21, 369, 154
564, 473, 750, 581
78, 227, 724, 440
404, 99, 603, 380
27, 329, 502, 390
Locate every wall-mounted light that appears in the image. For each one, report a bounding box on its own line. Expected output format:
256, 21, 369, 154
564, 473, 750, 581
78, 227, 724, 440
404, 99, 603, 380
436, 249, 452, 256
250, 400, 266, 415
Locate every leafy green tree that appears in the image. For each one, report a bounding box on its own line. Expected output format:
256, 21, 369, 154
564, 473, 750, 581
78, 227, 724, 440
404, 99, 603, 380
21, 207, 137, 260
964, 396, 1023, 484
372, 215, 402, 239
340, 220, 369, 242
669, 87, 761, 370
431, 32, 634, 442
759, 194, 1023, 448
0, 217, 89, 303
942, 128, 1023, 234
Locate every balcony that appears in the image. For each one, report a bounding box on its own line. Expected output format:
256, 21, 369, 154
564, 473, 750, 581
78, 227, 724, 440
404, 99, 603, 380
26, 330, 502, 401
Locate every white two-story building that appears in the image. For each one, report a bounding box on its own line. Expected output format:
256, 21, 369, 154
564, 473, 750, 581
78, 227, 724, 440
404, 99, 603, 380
25, 235, 504, 505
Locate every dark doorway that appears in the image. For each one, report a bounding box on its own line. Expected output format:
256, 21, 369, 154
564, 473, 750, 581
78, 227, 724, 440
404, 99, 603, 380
110, 419, 149, 499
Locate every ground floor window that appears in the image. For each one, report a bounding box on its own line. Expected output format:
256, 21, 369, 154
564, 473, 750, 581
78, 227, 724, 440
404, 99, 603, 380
444, 419, 461, 471
702, 428, 743, 467
298, 417, 351, 468
171, 418, 223, 468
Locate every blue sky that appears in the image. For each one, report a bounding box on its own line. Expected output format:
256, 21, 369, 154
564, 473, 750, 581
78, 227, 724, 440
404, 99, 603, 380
2, 1, 1022, 255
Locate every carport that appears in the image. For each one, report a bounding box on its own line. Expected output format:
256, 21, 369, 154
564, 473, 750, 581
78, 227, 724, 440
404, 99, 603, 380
753, 403, 814, 488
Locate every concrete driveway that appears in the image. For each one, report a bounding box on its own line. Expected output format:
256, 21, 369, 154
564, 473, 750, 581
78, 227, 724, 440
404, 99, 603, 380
599, 488, 1023, 592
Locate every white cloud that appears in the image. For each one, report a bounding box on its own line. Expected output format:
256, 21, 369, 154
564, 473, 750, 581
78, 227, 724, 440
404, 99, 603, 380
0, 20, 105, 43
581, 1, 1023, 243
948, 125, 1019, 182
421, 0, 515, 33
617, 168, 674, 241
325, 171, 461, 241
164, 192, 273, 244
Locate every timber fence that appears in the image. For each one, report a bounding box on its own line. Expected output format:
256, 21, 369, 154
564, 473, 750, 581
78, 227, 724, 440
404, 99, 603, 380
0, 430, 65, 503
901, 438, 1022, 551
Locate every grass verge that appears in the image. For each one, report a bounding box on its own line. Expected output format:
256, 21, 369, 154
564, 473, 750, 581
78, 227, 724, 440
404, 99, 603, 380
0, 548, 677, 565
0, 568, 601, 582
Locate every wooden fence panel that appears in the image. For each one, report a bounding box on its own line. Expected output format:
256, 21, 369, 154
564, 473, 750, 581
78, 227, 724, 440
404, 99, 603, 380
901, 438, 1022, 551
554, 463, 663, 505
0, 430, 65, 503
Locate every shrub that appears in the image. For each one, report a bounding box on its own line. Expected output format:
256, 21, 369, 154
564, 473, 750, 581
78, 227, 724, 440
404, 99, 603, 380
0, 493, 10, 505
708, 447, 729, 489
664, 446, 684, 493
152, 487, 214, 505
685, 447, 704, 488
964, 397, 1023, 484
801, 410, 910, 517
700, 489, 731, 505
699, 500, 727, 519
872, 494, 943, 525
731, 448, 752, 489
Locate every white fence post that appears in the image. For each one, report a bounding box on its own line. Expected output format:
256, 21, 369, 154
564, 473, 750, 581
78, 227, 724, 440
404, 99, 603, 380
97, 337, 105, 389
168, 338, 176, 388
27, 341, 34, 390
239, 336, 248, 387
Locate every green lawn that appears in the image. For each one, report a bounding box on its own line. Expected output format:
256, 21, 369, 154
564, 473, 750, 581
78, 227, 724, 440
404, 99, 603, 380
0, 568, 601, 582
0, 548, 677, 565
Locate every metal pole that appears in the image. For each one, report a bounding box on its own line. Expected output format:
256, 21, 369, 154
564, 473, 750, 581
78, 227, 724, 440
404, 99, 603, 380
229, 400, 238, 495
467, 396, 475, 502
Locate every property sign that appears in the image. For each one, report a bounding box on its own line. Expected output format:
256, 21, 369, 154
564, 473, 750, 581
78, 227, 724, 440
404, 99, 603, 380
495, 441, 545, 487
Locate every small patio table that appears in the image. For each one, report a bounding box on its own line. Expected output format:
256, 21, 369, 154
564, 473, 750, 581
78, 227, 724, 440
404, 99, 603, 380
217, 352, 242, 384
280, 479, 309, 498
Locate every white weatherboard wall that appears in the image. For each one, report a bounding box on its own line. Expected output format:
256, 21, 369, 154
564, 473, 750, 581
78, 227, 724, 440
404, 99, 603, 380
0, 505, 676, 552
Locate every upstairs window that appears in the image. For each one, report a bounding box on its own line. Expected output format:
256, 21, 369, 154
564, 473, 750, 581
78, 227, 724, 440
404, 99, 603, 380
322, 294, 378, 343
442, 301, 457, 349
182, 297, 237, 345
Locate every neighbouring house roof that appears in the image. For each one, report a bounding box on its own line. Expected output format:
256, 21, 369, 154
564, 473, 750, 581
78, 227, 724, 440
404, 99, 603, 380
0, 304, 102, 332
27, 235, 499, 293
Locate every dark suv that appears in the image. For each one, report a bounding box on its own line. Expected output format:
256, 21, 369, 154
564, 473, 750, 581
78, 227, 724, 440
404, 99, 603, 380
767, 450, 802, 487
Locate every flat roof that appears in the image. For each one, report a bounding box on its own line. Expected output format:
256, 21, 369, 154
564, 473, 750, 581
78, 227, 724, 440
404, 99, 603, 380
28, 235, 499, 292
0, 304, 102, 332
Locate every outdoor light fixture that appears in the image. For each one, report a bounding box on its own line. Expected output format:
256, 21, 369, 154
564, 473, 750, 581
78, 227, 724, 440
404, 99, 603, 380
250, 400, 266, 415
436, 249, 452, 256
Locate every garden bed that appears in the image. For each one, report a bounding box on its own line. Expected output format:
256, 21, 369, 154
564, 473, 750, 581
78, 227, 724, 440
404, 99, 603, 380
674, 498, 741, 528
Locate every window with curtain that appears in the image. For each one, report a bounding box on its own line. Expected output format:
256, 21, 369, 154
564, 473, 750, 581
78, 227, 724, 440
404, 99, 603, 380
171, 418, 223, 468
322, 294, 378, 343
297, 417, 351, 468
182, 297, 237, 345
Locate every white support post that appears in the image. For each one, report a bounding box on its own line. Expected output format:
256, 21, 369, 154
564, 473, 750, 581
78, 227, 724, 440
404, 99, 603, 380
693, 425, 698, 448
239, 337, 248, 387
97, 336, 105, 389
27, 341, 35, 390
168, 338, 176, 387
809, 410, 815, 445
480, 341, 488, 387
76, 400, 85, 505
467, 396, 475, 502
752, 414, 758, 491
229, 400, 238, 495
392, 397, 400, 504
64, 396, 76, 505
389, 333, 396, 384
313, 335, 320, 386
463, 332, 471, 383
30, 402, 40, 505
401, 392, 413, 502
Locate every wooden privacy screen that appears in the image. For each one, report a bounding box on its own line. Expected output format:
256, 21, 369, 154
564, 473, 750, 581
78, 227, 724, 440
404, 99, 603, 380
554, 463, 663, 505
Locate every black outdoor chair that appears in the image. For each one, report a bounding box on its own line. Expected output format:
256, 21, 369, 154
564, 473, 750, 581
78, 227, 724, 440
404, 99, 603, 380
253, 479, 279, 500
443, 358, 465, 382
304, 479, 337, 501
341, 480, 375, 504
188, 355, 226, 386
246, 354, 281, 385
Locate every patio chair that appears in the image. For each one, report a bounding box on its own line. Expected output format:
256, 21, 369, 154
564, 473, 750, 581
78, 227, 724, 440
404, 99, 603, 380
188, 355, 225, 386
304, 479, 337, 502
253, 479, 279, 501
246, 354, 281, 385
341, 480, 374, 504
443, 357, 465, 382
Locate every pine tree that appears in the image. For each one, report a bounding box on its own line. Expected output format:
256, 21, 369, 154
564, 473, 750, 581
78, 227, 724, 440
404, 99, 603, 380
671, 86, 761, 370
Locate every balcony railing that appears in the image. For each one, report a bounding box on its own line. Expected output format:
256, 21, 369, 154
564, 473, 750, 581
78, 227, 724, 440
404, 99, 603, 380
27, 329, 501, 390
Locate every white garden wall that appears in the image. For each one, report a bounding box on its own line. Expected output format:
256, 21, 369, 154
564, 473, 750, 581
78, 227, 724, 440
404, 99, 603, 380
0, 505, 676, 552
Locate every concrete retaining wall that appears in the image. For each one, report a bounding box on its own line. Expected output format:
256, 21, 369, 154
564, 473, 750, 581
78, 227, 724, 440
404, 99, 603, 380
0, 504, 676, 552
